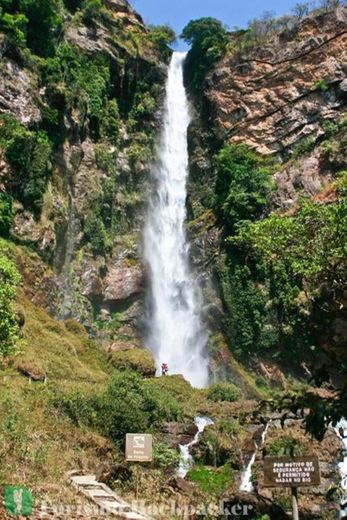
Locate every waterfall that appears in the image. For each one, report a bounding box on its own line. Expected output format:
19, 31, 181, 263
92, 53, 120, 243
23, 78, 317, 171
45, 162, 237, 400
177, 416, 214, 478
143, 51, 209, 389
334, 419, 347, 518
240, 423, 270, 493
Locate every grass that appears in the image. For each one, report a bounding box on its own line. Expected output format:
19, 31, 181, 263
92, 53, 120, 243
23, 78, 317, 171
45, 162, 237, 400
186, 463, 233, 496
109, 348, 155, 377
0, 290, 116, 499
11, 295, 112, 382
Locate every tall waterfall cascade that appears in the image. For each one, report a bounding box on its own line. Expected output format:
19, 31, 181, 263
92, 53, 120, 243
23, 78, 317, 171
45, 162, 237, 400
144, 52, 209, 389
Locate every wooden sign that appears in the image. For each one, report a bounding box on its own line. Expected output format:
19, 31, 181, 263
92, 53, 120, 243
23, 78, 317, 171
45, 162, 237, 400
125, 434, 153, 462
264, 456, 320, 487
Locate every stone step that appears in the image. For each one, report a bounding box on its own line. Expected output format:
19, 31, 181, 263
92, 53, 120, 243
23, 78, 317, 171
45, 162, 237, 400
69, 473, 150, 520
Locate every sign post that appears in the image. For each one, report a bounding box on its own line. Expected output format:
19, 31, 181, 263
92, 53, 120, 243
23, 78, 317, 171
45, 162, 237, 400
292, 486, 299, 520
263, 456, 320, 520
125, 434, 153, 500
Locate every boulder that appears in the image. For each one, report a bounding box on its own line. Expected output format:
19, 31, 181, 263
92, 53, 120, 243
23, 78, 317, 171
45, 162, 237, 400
104, 261, 144, 303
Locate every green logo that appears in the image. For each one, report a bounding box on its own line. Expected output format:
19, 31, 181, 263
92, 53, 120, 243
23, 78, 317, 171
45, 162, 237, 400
4, 486, 33, 516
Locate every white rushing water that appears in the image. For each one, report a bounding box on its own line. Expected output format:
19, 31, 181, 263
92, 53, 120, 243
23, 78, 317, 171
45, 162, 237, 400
334, 419, 347, 518
177, 416, 214, 478
144, 52, 209, 389
240, 422, 270, 492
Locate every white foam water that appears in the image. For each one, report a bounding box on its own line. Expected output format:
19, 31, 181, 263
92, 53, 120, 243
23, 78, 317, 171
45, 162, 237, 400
334, 419, 347, 518
144, 52, 209, 388
240, 422, 270, 492
177, 416, 214, 478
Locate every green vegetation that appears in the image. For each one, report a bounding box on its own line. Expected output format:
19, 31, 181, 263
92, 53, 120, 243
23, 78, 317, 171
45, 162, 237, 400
186, 463, 232, 496
207, 382, 242, 402
315, 78, 329, 92
0, 253, 21, 358
0, 193, 14, 237
0, 0, 62, 56
181, 17, 229, 89
215, 144, 274, 232
60, 370, 185, 447
109, 348, 155, 378
0, 116, 52, 214
83, 214, 108, 256
152, 442, 180, 468
292, 135, 316, 158
147, 24, 175, 61
267, 435, 303, 456
232, 196, 346, 287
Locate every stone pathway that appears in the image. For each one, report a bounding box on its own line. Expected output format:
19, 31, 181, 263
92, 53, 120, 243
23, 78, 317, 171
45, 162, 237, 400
69, 474, 150, 520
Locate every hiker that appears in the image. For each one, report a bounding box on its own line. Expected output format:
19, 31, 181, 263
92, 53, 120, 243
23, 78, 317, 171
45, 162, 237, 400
161, 363, 168, 376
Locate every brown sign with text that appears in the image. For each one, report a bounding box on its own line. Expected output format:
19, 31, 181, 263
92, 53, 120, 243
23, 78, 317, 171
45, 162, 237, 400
125, 434, 153, 462
264, 456, 320, 487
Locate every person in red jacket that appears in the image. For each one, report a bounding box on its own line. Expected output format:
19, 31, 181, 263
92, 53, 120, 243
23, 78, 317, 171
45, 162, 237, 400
161, 363, 168, 376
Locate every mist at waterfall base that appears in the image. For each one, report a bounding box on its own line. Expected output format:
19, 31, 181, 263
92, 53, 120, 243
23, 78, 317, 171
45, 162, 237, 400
144, 52, 209, 389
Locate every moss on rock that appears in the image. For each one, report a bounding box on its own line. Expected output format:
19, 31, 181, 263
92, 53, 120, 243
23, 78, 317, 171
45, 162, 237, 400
109, 347, 156, 377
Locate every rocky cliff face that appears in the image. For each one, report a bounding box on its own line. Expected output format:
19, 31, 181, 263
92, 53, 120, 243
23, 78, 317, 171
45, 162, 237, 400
206, 7, 347, 159
0, 0, 168, 337
186, 6, 346, 385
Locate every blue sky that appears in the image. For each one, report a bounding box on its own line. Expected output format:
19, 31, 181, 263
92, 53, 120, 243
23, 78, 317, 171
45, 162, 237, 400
132, 0, 297, 49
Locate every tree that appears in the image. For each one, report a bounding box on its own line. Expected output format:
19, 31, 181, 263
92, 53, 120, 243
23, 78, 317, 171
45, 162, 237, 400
319, 0, 341, 10
19, 0, 62, 57
291, 2, 310, 19
214, 144, 273, 232
181, 17, 229, 88
0, 254, 21, 358
147, 24, 176, 60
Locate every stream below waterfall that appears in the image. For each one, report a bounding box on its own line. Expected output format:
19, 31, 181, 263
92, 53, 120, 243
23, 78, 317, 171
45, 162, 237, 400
144, 52, 208, 389
177, 416, 214, 478
240, 423, 270, 493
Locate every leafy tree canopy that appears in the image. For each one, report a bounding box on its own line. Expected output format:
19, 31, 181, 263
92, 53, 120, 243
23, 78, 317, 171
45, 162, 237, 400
181, 17, 229, 88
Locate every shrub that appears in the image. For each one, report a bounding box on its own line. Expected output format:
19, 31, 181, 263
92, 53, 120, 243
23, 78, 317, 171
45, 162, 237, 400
23, 131, 52, 211
315, 79, 329, 93
291, 135, 316, 158
153, 442, 180, 468
63, 0, 83, 11
101, 99, 120, 142
267, 436, 303, 456
0, 0, 62, 57
82, 0, 102, 24
84, 215, 108, 255
19, 0, 63, 57
0, 254, 21, 358
147, 24, 175, 60
0, 193, 14, 237
0, 11, 28, 48
0, 116, 52, 214
207, 382, 242, 402
60, 371, 184, 446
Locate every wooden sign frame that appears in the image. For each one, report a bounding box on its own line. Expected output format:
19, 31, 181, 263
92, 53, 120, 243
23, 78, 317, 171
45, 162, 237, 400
264, 456, 321, 488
